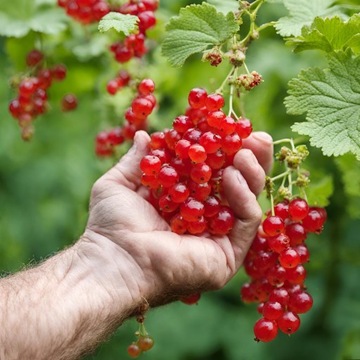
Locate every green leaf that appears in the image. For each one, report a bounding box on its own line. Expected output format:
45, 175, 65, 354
98, 12, 138, 35
275, 0, 346, 37
28, 9, 68, 35
286, 51, 360, 160
207, 0, 239, 14
287, 15, 360, 54
0, 13, 31, 38
72, 35, 109, 61
161, 2, 239, 67
335, 154, 360, 219
0, 4, 67, 37
306, 175, 333, 207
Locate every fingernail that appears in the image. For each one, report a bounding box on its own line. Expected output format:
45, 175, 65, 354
252, 131, 273, 144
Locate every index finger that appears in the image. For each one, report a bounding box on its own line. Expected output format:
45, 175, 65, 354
242, 131, 273, 174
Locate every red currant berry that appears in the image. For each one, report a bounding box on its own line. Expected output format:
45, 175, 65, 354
277, 311, 301, 335
254, 318, 278, 342
288, 291, 313, 314
205, 93, 224, 111
279, 248, 301, 269
262, 301, 284, 320
138, 78, 155, 95
188, 88, 207, 109
262, 216, 285, 236
288, 198, 309, 221
180, 293, 201, 305
61, 94, 78, 111
26, 49, 44, 67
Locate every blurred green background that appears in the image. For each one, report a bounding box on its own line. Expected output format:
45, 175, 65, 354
0, 1, 359, 359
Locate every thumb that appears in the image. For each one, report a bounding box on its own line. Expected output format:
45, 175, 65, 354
105, 130, 151, 189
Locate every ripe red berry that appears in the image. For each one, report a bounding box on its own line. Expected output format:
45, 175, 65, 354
51, 64, 67, 81
205, 93, 224, 111
180, 197, 204, 222
188, 88, 207, 109
262, 301, 284, 320
235, 117, 253, 139
158, 165, 179, 188
288, 291, 313, 314
180, 293, 201, 305
106, 79, 119, 95
253, 318, 278, 342
209, 206, 235, 235
140, 155, 162, 175
288, 198, 309, 221
262, 215, 285, 236
138, 78, 155, 95
61, 94, 78, 111
26, 49, 44, 67
302, 207, 327, 233
277, 311, 301, 335
279, 248, 301, 269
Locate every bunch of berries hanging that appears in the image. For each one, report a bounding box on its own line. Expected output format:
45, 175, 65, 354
109, 0, 158, 64
95, 78, 156, 156
8, 49, 70, 140
139, 87, 253, 236
240, 141, 327, 342
57, 0, 110, 24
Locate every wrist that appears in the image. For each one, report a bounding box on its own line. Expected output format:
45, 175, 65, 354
78, 230, 146, 318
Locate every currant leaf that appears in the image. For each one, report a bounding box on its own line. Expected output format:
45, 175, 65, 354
98, 12, 139, 35
28, 9, 68, 35
286, 15, 360, 54
0, 4, 67, 38
306, 175, 333, 207
286, 51, 360, 160
275, 0, 346, 37
207, 0, 239, 14
161, 3, 239, 67
335, 154, 360, 219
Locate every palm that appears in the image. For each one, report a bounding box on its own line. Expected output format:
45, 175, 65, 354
85, 130, 273, 304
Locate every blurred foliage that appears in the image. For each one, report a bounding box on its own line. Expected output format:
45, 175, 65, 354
0, 1, 360, 360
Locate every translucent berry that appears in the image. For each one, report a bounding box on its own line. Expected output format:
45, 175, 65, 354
138, 336, 154, 352
188, 88, 207, 109
277, 311, 301, 335
254, 318, 278, 342
262, 216, 285, 236
288, 198, 309, 221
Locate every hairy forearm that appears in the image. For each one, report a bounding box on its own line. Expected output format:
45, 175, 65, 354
0, 236, 142, 360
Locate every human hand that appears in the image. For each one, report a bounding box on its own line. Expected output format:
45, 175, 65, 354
82, 130, 273, 308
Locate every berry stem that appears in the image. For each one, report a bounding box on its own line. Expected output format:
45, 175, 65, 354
273, 138, 296, 151
138, 322, 149, 337
270, 170, 291, 182
216, 66, 236, 94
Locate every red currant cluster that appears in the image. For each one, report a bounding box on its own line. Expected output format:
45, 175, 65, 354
95, 78, 156, 156
139, 87, 253, 236
240, 198, 327, 342
8, 49, 68, 140
57, 0, 110, 24
109, 0, 158, 64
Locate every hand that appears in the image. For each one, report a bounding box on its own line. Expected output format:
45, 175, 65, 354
82, 130, 273, 307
